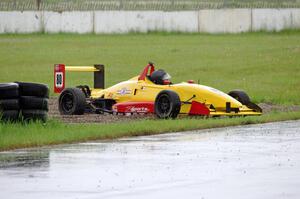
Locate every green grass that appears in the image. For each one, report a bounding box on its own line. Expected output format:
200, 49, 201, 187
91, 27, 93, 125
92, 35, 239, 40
0, 31, 300, 104
0, 31, 300, 151
1, 111, 300, 151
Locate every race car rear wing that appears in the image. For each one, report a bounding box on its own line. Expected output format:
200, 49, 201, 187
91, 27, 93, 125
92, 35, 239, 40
54, 64, 104, 93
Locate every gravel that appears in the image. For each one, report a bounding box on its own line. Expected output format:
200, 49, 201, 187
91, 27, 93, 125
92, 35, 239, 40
48, 97, 155, 124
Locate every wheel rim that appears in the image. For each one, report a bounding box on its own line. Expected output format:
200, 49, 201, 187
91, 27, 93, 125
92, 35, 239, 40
157, 94, 171, 116
60, 92, 74, 113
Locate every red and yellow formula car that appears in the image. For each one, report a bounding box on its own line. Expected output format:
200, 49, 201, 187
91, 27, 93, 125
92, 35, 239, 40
54, 62, 262, 119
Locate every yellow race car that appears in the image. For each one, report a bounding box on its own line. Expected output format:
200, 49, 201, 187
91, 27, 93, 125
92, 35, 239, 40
54, 62, 262, 119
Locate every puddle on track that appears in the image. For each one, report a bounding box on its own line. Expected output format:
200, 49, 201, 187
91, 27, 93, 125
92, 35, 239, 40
1, 120, 300, 199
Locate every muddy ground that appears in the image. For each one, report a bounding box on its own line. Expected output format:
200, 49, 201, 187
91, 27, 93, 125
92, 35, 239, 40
48, 98, 300, 124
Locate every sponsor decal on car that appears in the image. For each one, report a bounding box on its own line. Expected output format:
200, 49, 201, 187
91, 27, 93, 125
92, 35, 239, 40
125, 106, 149, 113
117, 88, 131, 96
112, 102, 154, 113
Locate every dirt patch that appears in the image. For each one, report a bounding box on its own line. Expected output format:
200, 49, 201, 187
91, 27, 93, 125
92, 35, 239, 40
258, 103, 300, 114
48, 98, 300, 124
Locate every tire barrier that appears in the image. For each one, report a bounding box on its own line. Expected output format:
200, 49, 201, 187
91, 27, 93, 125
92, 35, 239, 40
16, 82, 49, 98
0, 82, 49, 122
22, 110, 48, 122
0, 110, 20, 122
0, 99, 20, 110
0, 83, 19, 99
0, 83, 20, 122
20, 96, 49, 111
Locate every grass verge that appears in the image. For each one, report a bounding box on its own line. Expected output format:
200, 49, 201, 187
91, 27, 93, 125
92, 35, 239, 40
1, 111, 300, 151
0, 31, 300, 104
0, 32, 299, 151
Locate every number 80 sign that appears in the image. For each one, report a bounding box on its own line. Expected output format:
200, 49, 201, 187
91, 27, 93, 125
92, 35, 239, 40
54, 64, 65, 93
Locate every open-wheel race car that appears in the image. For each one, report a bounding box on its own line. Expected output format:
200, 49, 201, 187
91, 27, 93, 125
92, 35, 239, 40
54, 62, 262, 119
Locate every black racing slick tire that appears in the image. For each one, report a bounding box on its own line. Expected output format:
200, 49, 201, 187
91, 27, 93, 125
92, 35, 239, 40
0, 110, 20, 122
228, 90, 251, 105
0, 83, 19, 99
0, 99, 20, 110
154, 90, 181, 119
59, 88, 86, 115
20, 96, 49, 111
16, 82, 49, 98
22, 110, 47, 122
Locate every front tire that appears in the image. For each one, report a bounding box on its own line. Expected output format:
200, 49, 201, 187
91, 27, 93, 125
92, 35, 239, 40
228, 90, 250, 105
59, 88, 86, 115
154, 90, 181, 119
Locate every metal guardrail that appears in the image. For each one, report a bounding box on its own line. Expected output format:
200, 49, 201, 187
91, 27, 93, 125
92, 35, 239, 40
1, 0, 300, 11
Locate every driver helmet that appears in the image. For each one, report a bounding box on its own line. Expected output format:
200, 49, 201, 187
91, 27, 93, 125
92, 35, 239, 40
150, 69, 171, 85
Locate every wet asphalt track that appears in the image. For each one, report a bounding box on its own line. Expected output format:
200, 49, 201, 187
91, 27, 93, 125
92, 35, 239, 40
1, 120, 300, 199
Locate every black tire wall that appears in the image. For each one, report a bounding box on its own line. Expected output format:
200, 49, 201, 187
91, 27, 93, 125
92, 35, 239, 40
0, 83, 19, 99
20, 96, 49, 111
0, 82, 49, 122
16, 82, 49, 98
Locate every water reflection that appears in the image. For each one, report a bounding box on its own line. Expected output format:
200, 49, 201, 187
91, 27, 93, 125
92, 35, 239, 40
0, 150, 49, 169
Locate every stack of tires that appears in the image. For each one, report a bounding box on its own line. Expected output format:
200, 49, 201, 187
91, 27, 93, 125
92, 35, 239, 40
0, 82, 49, 122
18, 82, 49, 122
0, 83, 20, 121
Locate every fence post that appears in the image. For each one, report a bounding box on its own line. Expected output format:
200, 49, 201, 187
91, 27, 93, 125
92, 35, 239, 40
171, 0, 175, 11
36, 0, 41, 10
224, 0, 229, 8
119, 0, 123, 10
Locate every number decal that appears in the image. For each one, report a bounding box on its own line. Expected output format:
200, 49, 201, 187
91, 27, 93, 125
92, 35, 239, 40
55, 72, 63, 88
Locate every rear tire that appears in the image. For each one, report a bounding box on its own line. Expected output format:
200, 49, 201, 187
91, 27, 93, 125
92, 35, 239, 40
155, 90, 181, 119
59, 88, 86, 115
228, 90, 250, 105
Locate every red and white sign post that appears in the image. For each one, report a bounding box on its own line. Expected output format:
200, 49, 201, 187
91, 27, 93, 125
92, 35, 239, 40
54, 64, 65, 93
